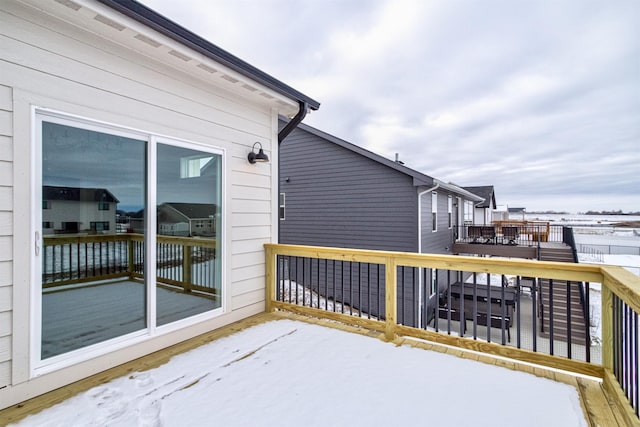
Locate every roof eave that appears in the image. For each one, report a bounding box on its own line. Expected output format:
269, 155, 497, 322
98, 0, 320, 111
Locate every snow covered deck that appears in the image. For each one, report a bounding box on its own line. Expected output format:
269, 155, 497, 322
1, 313, 621, 426
42, 280, 215, 358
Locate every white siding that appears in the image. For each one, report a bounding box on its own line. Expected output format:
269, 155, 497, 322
0, 83, 12, 390
0, 0, 290, 407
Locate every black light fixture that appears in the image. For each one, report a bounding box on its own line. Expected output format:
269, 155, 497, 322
247, 142, 269, 164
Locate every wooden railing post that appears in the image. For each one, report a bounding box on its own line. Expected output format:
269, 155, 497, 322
127, 236, 135, 278
265, 246, 275, 312
385, 255, 397, 341
601, 281, 614, 371
183, 244, 192, 292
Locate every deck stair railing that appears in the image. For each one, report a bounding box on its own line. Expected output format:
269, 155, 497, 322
42, 233, 217, 294
265, 243, 640, 424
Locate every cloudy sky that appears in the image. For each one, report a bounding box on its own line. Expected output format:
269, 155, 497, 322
141, 0, 639, 213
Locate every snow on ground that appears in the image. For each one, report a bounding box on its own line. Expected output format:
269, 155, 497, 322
578, 252, 640, 344
12, 320, 587, 427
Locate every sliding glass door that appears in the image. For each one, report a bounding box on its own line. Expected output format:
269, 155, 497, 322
155, 143, 222, 326
37, 111, 223, 364
40, 119, 147, 359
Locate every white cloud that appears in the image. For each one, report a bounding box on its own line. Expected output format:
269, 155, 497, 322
140, 0, 640, 212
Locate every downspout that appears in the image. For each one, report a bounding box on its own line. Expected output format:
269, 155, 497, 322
278, 101, 309, 144
417, 181, 440, 328
277, 101, 309, 244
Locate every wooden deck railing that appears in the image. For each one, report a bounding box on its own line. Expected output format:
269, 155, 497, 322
43, 233, 217, 295
456, 222, 562, 246
265, 243, 640, 424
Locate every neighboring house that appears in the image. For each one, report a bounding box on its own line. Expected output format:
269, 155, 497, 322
0, 0, 318, 409
42, 185, 119, 235
158, 202, 217, 237
463, 185, 497, 225
279, 122, 483, 325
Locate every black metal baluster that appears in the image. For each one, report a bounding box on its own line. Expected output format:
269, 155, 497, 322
585, 282, 591, 363
516, 276, 521, 348
631, 312, 639, 416
367, 264, 371, 319
613, 295, 621, 381
567, 281, 572, 359
532, 278, 537, 352
340, 261, 344, 313
486, 273, 491, 342
349, 261, 353, 315
76, 241, 81, 280
325, 259, 329, 311
377, 264, 381, 319
501, 275, 506, 345
400, 266, 405, 325
549, 279, 554, 355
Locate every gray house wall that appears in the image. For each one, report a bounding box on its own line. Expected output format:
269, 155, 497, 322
280, 126, 418, 252
419, 191, 458, 255
279, 123, 484, 328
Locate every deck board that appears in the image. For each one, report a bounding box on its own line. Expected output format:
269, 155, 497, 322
0, 312, 626, 426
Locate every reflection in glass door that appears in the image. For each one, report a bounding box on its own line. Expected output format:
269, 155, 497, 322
156, 143, 222, 326
40, 120, 147, 359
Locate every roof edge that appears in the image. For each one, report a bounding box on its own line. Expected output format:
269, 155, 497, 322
98, 0, 320, 110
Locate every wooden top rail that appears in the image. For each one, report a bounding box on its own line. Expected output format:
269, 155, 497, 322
44, 233, 217, 248
265, 243, 603, 283
265, 243, 640, 312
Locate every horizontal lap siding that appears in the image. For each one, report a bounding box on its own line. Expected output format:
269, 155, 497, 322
280, 128, 418, 252
420, 191, 459, 255
1, 1, 276, 404
0, 84, 12, 389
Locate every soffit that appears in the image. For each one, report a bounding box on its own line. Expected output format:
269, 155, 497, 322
18, 0, 302, 117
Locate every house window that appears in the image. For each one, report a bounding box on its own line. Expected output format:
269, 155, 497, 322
464, 200, 474, 223
431, 192, 437, 232
42, 221, 53, 229
43, 200, 50, 209
447, 196, 452, 229
37, 110, 223, 365
279, 193, 286, 220
90, 221, 110, 232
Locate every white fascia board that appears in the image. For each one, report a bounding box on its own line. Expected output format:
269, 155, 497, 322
434, 179, 485, 203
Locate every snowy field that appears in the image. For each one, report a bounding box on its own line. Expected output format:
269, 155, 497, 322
12, 320, 587, 427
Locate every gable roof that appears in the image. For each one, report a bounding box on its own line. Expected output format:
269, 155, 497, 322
43, 185, 119, 203
283, 120, 484, 201
463, 186, 496, 209
99, 0, 319, 111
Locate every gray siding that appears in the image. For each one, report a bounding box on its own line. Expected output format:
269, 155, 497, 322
419, 191, 457, 255
280, 127, 418, 252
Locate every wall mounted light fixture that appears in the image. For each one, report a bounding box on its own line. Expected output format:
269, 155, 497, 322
247, 142, 269, 164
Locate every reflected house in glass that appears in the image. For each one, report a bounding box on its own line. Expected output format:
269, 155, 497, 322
1, 0, 319, 409
42, 185, 119, 235
158, 203, 217, 237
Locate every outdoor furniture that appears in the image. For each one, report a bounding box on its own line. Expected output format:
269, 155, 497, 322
448, 282, 516, 309
480, 226, 496, 244
502, 226, 519, 245
467, 225, 496, 244
470, 312, 511, 342
434, 307, 467, 334
468, 226, 483, 243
